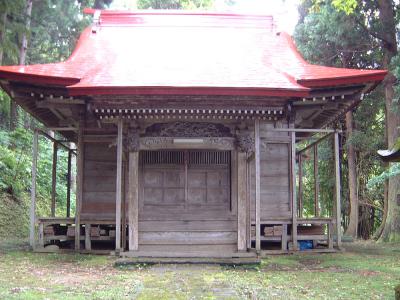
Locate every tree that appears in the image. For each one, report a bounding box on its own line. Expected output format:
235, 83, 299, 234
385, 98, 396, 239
306, 0, 400, 241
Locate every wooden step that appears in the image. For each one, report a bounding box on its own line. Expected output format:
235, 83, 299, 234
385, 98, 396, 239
115, 257, 260, 265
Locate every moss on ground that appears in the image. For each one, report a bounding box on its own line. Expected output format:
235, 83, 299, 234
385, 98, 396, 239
0, 240, 399, 299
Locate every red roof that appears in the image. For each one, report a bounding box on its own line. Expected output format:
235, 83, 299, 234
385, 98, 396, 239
0, 10, 387, 97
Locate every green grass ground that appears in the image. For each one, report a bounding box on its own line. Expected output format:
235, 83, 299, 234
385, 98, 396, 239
0, 240, 399, 299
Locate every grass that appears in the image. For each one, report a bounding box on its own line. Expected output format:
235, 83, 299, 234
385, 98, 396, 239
0, 240, 399, 299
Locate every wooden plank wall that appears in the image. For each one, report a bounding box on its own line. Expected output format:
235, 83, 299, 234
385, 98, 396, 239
250, 121, 291, 221
82, 143, 117, 220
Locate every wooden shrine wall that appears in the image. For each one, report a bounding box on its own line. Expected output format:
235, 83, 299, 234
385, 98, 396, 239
81, 143, 117, 220
250, 121, 291, 221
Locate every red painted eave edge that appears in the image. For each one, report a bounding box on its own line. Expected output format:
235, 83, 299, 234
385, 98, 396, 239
67, 86, 310, 97
83, 7, 273, 18
297, 71, 388, 88
0, 69, 80, 86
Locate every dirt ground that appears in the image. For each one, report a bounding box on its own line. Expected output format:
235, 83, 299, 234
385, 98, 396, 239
0, 240, 399, 299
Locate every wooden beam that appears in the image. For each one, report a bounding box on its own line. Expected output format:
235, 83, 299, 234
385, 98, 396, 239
314, 145, 320, 217
297, 133, 333, 155
237, 151, 247, 251
29, 129, 39, 248
51, 143, 58, 217
75, 122, 84, 251
334, 132, 342, 249
271, 128, 341, 133
254, 119, 261, 252
128, 151, 139, 251
290, 131, 298, 250
66, 150, 72, 218
115, 119, 123, 252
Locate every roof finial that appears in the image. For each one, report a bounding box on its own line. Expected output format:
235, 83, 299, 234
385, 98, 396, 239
92, 10, 101, 33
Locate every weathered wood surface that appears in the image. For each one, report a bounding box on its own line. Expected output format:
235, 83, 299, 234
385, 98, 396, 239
115, 120, 123, 251
128, 151, 139, 251
75, 123, 84, 250
254, 119, 261, 251
237, 151, 247, 251
334, 132, 342, 248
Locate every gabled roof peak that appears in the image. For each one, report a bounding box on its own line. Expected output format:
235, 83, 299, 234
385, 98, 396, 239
83, 8, 275, 29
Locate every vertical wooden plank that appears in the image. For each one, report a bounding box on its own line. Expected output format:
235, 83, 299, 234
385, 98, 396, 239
314, 145, 319, 217
230, 150, 237, 214
128, 151, 139, 251
334, 132, 342, 249
115, 119, 123, 252
254, 119, 261, 252
66, 150, 72, 218
51, 143, 58, 217
85, 224, 91, 250
30, 129, 38, 248
122, 162, 127, 250
246, 158, 251, 250
281, 224, 288, 251
237, 151, 247, 251
290, 131, 298, 251
328, 221, 333, 249
38, 223, 44, 248
75, 122, 84, 251
298, 154, 303, 218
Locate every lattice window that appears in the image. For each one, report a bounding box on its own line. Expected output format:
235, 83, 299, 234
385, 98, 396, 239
141, 150, 185, 165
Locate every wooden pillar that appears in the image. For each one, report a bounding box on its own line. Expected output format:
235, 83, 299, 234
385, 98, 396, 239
75, 123, 84, 251
237, 151, 247, 251
298, 154, 303, 218
254, 119, 261, 252
51, 143, 58, 217
290, 131, 298, 250
246, 157, 252, 250
314, 145, 319, 217
85, 223, 91, 251
66, 150, 72, 218
121, 162, 127, 251
115, 119, 123, 252
334, 132, 342, 248
128, 151, 139, 251
29, 129, 38, 248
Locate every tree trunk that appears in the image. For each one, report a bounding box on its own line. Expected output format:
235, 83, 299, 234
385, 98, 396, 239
344, 111, 358, 237
377, 0, 400, 242
10, 0, 33, 131
0, 11, 7, 65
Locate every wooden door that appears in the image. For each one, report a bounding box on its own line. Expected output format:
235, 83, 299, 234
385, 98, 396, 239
140, 150, 231, 214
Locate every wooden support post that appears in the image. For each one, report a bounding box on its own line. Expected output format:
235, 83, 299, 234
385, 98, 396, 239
66, 150, 72, 218
298, 154, 303, 218
328, 221, 334, 249
85, 224, 91, 251
30, 129, 38, 248
75, 123, 84, 251
254, 119, 261, 252
246, 158, 251, 250
51, 143, 58, 217
281, 224, 288, 251
291, 131, 298, 250
115, 119, 123, 252
314, 145, 320, 217
128, 151, 139, 251
237, 151, 247, 251
38, 223, 44, 248
121, 162, 127, 250
334, 132, 342, 249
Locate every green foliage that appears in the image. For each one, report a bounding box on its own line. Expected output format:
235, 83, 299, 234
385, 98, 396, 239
295, 1, 387, 236
0, 128, 75, 216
